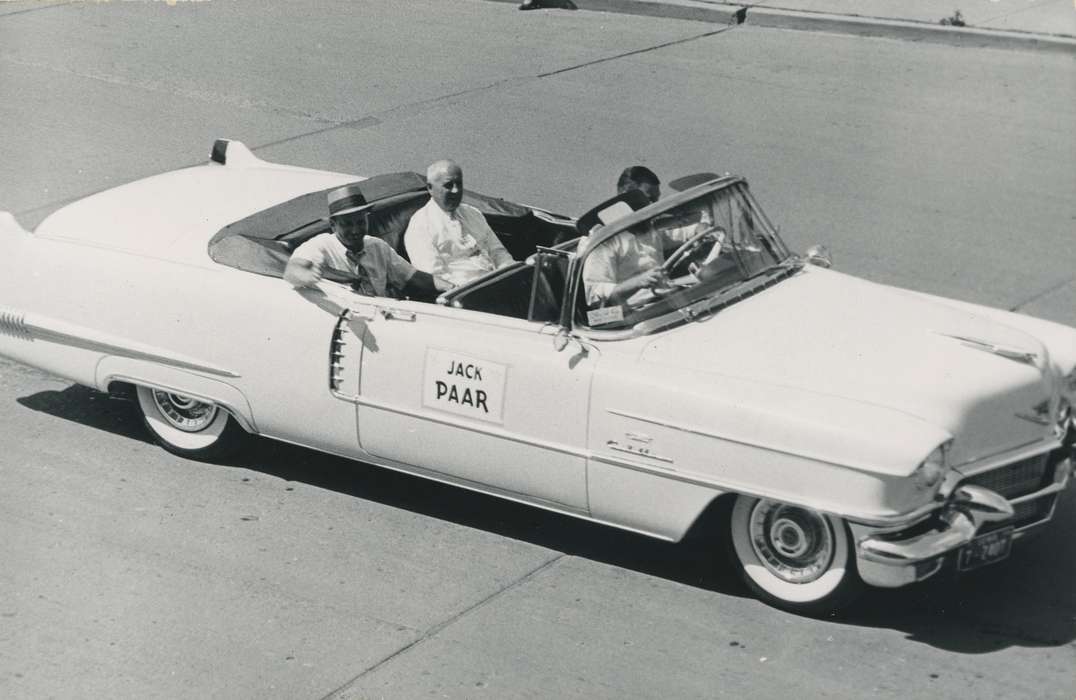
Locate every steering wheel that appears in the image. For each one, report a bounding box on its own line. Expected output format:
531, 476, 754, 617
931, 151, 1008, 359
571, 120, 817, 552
661, 227, 724, 278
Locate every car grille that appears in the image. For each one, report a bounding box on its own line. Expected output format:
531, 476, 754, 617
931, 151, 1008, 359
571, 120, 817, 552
979, 494, 1057, 534
963, 453, 1050, 498
1012, 497, 1053, 523
961, 452, 1059, 533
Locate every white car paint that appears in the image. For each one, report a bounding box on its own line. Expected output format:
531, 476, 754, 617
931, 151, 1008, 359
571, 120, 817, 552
1, 141, 1072, 612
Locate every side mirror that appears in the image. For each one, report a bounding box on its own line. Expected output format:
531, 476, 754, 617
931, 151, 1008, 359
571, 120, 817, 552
804, 244, 832, 268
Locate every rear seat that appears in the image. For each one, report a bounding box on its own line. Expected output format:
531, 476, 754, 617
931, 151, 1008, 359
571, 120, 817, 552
209, 170, 574, 281
365, 193, 427, 260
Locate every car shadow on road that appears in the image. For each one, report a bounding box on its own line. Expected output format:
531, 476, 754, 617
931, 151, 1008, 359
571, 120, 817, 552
235, 436, 1076, 654
232, 421, 746, 598
17, 384, 153, 445
841, 560, 1076, 653
18, 384, 1076, 654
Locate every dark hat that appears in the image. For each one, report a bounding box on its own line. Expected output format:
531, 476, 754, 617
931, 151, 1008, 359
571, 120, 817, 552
327, 183, 373, 219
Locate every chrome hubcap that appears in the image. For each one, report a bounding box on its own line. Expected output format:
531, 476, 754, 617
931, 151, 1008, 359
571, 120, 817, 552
748, 501, 834, 584
151, 390, 219, 432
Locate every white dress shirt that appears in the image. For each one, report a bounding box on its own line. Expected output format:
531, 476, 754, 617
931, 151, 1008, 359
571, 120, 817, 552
404, 199, 514, 286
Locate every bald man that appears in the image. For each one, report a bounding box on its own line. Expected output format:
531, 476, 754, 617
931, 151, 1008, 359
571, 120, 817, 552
404, 160, 514, 287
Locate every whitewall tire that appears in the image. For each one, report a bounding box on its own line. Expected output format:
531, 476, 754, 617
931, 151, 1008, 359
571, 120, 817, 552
730, 496, 861, 615
135, 385, 245, 459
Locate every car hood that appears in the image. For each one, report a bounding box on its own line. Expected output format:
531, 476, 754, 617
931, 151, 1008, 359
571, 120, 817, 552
639, 267, 1053, 466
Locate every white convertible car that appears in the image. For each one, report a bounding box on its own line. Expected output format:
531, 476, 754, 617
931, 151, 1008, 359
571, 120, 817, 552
1, 140, 1073, 614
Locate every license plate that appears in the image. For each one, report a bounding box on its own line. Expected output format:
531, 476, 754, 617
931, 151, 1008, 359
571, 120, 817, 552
957, 527, 1014, 571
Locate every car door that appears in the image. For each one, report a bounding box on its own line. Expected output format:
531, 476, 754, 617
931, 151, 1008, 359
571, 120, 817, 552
354, 295, 595, 513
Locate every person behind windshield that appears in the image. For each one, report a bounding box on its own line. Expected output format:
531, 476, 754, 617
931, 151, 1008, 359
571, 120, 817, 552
582, 166, 711, 307
285, 183, 451, 298
404, 159, 515, 288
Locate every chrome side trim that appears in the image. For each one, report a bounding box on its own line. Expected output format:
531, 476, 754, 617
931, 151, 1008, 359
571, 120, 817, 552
589, 452, 937, 528
354, 394, 589, 459
3, 309, 240, 378
610, 408, 1060, 480
606, 407, 877, 475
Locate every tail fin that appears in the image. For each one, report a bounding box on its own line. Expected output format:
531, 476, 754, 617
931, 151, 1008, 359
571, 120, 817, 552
209, 139, 264, 167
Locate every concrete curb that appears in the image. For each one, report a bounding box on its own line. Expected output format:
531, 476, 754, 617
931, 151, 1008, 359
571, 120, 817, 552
491, 0, 743, 24
486, 0, 1076, 54
746, 6, 1076, 54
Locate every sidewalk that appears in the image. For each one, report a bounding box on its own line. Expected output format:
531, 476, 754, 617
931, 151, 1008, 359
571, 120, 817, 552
745, 0, 1074, 36
493, 0, 1076, 50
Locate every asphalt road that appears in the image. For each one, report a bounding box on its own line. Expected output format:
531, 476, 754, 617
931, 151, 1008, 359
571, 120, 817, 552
1, 1, 1074, 698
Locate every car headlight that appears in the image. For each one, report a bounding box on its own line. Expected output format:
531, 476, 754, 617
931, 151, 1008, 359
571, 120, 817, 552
913, 444, 948, 493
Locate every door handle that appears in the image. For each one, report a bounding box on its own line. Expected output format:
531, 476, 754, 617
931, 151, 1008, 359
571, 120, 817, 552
347, 308, 377, 322
380, 308, 416, 322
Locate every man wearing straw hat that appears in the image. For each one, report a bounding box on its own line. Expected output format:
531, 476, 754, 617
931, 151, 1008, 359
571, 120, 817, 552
285, 183, 451, 298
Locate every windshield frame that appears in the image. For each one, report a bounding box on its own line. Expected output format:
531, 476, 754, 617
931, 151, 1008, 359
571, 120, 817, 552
563, 176, 795, 337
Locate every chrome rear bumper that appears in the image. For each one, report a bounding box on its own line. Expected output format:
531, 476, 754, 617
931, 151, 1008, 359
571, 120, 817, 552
851, 455, 1071, 588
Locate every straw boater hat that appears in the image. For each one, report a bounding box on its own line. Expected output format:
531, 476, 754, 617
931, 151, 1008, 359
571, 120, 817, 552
327, 183, 373, 219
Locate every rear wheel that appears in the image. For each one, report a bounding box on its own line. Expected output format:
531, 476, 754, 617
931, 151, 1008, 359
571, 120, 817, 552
729, 496, 861, 615
135, 385, 245, 459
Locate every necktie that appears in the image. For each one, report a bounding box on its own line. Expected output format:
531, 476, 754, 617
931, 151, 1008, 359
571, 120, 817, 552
346, 251, 377, 296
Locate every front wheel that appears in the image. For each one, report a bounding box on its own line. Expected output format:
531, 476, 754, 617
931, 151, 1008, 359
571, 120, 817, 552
135, 385, 245, 460
729, 496, 861, 615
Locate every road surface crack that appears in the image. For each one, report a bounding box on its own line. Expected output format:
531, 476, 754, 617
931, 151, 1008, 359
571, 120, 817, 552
1008, 275, 1075, 312
538, 24, 740, 78
319, 553, 565, 700
11, 23, 745, 224
0, 0, 74, 20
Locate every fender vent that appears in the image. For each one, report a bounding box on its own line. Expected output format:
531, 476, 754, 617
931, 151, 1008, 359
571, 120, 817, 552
0, 309, 31, 339
328, 311, 360, 399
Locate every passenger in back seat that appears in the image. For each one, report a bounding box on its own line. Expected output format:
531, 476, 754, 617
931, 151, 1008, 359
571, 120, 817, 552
404, 160, 515, 287
284, 184, 451, 299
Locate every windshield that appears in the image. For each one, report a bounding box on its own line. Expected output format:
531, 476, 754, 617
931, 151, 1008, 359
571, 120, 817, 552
578, 182, 791, 330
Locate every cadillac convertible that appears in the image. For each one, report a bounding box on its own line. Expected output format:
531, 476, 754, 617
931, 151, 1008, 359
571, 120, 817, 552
1, 140, 1073, 614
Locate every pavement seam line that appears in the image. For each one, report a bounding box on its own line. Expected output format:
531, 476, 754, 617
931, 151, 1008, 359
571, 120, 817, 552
0, 52, 336, 124
538, 24, 738, 78
319, 553, 566, 700
10, 25, 742, 223
980, 0, 1058, 26
1008, 275, 1075, 312
0, 0, 75, 19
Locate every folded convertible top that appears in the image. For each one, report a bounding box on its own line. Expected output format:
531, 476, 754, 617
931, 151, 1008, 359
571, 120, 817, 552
208, 172, 571, 279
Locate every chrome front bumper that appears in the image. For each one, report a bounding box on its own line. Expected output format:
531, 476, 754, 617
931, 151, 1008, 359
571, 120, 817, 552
851, 455, 1072, 588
